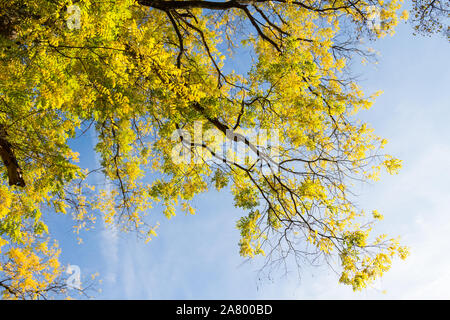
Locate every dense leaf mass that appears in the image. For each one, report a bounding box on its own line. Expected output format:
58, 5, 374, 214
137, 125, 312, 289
0, 0, 415, 298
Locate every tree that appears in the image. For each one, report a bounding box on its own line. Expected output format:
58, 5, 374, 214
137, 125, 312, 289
0, 0, 419, 298
410, 0, 449, 39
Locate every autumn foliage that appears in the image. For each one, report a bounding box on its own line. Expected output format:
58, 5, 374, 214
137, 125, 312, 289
0, 0, 424, 298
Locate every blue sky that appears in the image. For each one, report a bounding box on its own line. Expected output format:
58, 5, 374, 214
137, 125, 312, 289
50, 16, 450, 299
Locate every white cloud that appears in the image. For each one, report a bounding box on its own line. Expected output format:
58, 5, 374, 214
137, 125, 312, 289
90, 130, 120, 290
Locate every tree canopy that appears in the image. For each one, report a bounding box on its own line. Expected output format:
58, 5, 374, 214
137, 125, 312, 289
410, 0, 449, 39
1, 0, 438, 298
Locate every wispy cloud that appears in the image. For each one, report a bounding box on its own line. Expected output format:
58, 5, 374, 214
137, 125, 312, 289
90, 130, 120, 292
